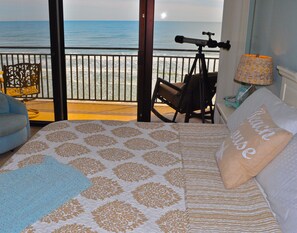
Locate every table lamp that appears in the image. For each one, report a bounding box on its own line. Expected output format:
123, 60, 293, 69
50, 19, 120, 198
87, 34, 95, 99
235, 53, 273, 85
230, 54, 273, 107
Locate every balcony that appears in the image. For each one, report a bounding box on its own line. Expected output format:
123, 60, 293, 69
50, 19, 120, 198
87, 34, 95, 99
0, 47, 220, 122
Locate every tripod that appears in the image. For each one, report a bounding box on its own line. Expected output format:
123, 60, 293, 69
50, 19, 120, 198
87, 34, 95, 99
184, 45, 215, 123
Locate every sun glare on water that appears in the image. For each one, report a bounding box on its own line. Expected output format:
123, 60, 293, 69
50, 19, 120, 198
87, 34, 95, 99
160, 12, 167, 20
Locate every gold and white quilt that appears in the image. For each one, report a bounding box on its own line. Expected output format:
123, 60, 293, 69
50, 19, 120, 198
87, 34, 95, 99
1, 121, 187, 233
0, 121, 281, 232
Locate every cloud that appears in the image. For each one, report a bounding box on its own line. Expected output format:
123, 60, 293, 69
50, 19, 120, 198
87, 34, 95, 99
157, 0, 223, 7
0, 0, 223, 22
63, 0, 139, 21
155, 0, 223, 21
0, 0, 48, 21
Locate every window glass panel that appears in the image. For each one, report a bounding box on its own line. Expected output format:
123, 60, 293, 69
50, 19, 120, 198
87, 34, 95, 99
63, 0, 140, 121
0, 0, 54, 122
151, 0, 224, 121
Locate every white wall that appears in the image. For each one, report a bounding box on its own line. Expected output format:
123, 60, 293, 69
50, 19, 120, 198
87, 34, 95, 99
214, 0, 251, 122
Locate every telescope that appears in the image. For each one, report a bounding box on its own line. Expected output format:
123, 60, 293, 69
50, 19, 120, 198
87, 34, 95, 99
175, 31, 231, 50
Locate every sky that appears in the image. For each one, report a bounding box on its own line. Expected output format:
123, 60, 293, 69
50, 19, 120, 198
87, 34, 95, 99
0, 0, 223, 22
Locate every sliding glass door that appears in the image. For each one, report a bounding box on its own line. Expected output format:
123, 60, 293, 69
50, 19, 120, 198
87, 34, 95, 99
0, 0, 224, 124
151, 0, 224, 121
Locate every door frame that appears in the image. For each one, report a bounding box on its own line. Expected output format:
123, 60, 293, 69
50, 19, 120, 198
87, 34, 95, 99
48, 0, 68, 122
48, 0, 155, 123
137, 0, 155, 122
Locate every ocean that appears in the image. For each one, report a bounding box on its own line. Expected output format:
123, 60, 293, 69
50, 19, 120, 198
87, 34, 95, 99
0, 20, 222, 102
0, 20, 222, 51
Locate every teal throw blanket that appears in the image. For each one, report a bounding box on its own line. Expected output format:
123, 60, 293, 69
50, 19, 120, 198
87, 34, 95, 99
0, 156, 91, 233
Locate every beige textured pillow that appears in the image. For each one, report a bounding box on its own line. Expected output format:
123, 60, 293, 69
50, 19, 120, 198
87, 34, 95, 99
216, 105, 292, 189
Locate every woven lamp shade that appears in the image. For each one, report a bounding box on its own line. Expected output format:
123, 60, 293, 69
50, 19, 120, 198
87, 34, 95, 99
234, 54, 273, 85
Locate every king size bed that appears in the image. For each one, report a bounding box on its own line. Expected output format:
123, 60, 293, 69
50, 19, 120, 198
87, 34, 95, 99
0, 66, 296, 232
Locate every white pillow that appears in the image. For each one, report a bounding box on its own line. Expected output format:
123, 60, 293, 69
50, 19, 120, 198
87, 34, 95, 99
256, 135, 297, 233
227, 87, 297, 135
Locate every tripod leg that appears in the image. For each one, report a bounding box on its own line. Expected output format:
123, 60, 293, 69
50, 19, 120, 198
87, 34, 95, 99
172, 111, 178, 122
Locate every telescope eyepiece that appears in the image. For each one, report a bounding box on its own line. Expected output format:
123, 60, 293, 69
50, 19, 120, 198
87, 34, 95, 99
217, 40, 231, 50
202, 31, 215, 40
202, 31, 215, 36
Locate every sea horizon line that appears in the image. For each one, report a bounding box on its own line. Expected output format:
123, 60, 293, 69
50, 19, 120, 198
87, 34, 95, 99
0, 19, 222, 23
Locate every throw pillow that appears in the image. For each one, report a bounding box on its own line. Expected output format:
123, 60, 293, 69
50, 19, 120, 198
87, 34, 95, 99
216, 105, 292, 189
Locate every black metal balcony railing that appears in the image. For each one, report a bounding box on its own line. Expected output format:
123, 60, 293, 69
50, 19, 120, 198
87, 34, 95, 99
0, 47, 220, 102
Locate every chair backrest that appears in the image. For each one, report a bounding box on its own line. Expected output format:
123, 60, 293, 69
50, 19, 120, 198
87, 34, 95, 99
182, 72, 218, 112
2, 63, 41, 98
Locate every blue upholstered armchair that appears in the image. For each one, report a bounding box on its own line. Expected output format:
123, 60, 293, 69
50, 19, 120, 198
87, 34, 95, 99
0, 93, 30, 154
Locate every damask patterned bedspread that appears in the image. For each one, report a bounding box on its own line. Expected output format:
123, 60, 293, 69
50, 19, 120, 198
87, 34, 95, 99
1, 121, 187, 233
0, 121, 281, 232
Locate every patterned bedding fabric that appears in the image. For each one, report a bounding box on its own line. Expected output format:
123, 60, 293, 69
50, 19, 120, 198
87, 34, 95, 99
0, 121, 281, 232
179, 124, 281, 233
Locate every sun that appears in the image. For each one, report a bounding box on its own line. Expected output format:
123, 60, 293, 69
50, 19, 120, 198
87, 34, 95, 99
160, 12, 167, 20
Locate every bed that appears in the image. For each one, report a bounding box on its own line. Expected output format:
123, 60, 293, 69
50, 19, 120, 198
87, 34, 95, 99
1, 65, 296, 232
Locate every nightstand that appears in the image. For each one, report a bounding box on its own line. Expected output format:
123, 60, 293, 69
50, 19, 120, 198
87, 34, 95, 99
216, 101, 235, 124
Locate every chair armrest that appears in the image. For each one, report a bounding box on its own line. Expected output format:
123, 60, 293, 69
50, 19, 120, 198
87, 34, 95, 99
157, 78, 184, 92
6, 95, 28, 116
